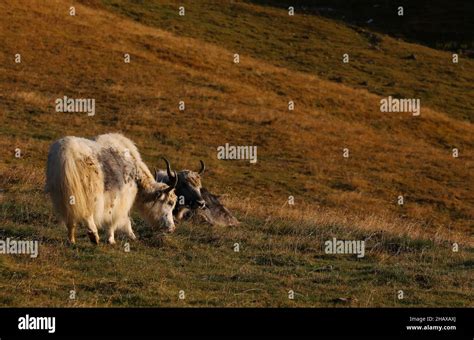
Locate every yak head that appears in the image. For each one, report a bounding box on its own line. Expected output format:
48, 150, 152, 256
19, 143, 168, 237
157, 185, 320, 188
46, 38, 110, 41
156, 158, 206, 210
137, 160, 179, 233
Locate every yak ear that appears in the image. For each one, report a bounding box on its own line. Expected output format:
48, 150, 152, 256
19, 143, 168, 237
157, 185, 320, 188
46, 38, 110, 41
154, 168, 159, 181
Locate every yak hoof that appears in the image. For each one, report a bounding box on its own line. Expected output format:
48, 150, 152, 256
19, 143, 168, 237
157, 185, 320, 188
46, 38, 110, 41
87, 231, 100, 245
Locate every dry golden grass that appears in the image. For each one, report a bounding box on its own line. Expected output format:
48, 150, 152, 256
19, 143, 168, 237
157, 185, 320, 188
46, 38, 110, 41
226, 197, 469, 246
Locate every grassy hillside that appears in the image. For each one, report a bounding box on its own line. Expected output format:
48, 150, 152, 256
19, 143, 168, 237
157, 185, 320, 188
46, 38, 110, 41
89, 0, 474, 122
0, 0, 472, 307
1, 195, 472, 307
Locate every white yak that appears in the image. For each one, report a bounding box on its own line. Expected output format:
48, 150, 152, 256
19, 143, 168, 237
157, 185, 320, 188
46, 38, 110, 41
45, 133, 178, 244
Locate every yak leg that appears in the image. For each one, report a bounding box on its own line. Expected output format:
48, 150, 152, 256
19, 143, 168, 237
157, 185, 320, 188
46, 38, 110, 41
106, 225, 116, 245
67, 221, 76, 244
86, 216, 100, 245
124, 218, 137, 240
106, 218, 135, 244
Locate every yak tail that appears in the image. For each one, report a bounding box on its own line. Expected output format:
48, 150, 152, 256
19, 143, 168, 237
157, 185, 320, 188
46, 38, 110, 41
46, 138, 99, 224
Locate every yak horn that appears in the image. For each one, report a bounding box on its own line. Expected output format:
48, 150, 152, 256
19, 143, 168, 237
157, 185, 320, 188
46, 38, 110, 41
163, 171, 178, 193
198, 160, 205, 175
161, 157, 174, 179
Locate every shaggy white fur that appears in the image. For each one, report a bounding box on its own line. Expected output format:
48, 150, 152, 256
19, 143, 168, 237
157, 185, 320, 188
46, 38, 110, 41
45, 133, 177, 244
